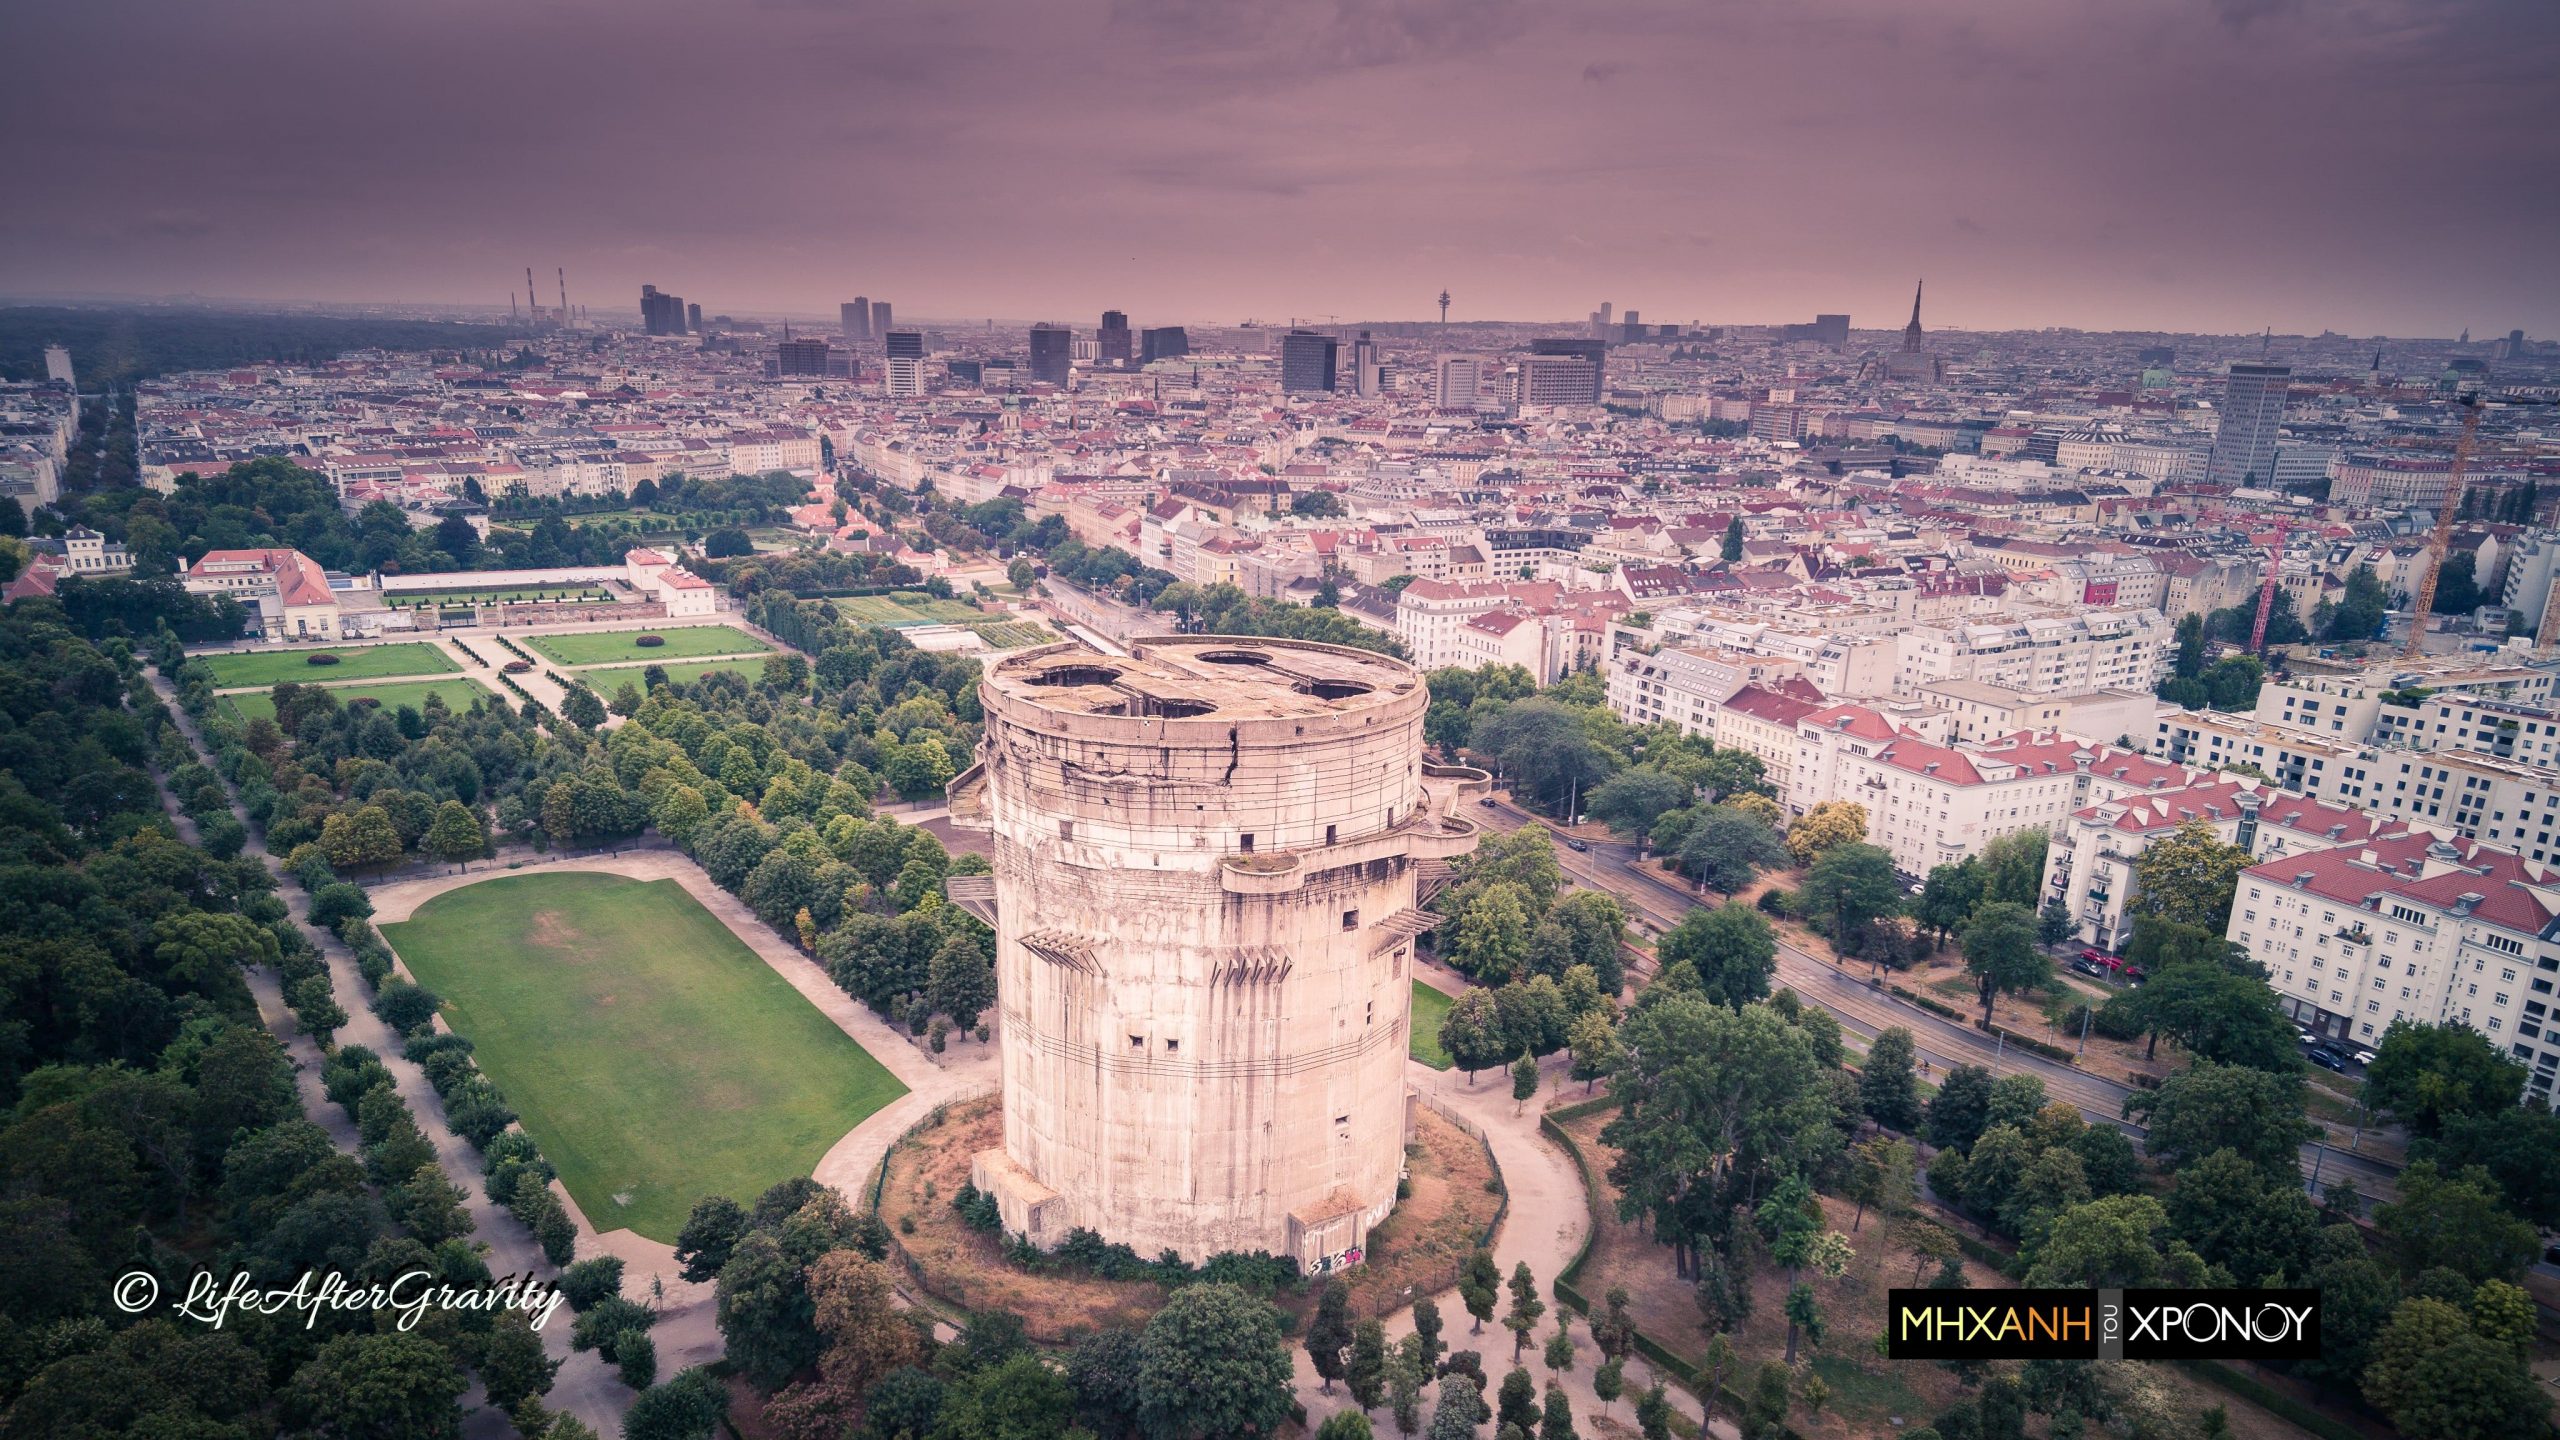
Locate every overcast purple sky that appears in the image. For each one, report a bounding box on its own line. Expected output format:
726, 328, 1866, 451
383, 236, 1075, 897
6, 0, 2555, 335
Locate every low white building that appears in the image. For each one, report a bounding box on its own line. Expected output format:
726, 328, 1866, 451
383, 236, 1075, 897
2044, 779, 2386, 951
1896, 609, 2172, 698
184, 548, 341, 642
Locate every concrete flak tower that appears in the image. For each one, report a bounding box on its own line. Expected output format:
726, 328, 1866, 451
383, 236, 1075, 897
944, 637, 1484, 1267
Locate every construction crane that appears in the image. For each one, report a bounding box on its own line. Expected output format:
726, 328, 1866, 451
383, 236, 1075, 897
2247, 513, 2290, 653
2402, 395, 2488, 658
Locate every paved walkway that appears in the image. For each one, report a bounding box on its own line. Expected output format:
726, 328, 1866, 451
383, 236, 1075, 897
149, 673, 629, 1439
1287, 966, 1738, 1440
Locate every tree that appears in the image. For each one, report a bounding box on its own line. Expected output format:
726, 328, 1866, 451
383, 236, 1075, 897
1781, 1283, 1824, 1365
422, 800, 485, 872
1976, 831, 2049, 909
2361, 1019, 2530, 1141
1721, 515, 1745, 562
2327, 566, 2389, 642
2413, 1106, 2560, 1228
1960, 901, 2048, 1026
1503, 1262, 1545, 1359
1542, 1321, 1575, 1376
1742, 1362, 1792, 1440
560, 684, 607, 730
2023, 1195, 2183, 1288
2374, 1161, 2541, 1286
1472, 699, 1620, 817
1450, 881, 1537, 982
675, 1195, 748, 1283
1799, 842, 1901, 948
1386, 1336, 1430, 1438
1586, 770, 1692, 849
2165, 1148, 2321, 1287
1547, 892, 1628, 993
482, 1310, 561, 1412
321, 804, 404, 869
1539, 1383, 1575, 1440
1413, 1296, 1445, 1370
1677, 805, 1789, 897
1511, 1050, 1540, 1113
1860, 1027, 1923, 1131
1925, 1064, 1996, 1151
2127, 819, 2251, 930
928, 935, 995, 1034
1657, 904, 1776, 1007
2105, 918, 2297, 1069
716, 1232, 819, 1390
1785, 800, 1866, 865
1440, 989, 1509, 1081
284, 1333, 469, 1440
1634, 1384, 1672, 1440
2362, 1296, 2547, 1440
1843, 1135, 1915, 1232
1566, 1010, 1622, 1091
1309, 1280, 1355, 1393
1347, 1319, 1389, 1411
2124, 1061, 2313, 1178
623, 1369, 729, 1440
1136, 1284, 1294, 1440
1460, 1248, 1501, 1334
1319, 1412, 1378, 1440
1914, 861, 1983, 949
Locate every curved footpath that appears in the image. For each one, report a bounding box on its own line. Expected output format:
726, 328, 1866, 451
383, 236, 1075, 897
1288, 965, 1740, 1440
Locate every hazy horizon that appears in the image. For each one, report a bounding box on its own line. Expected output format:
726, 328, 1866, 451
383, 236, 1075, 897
7, 0, 2556, 338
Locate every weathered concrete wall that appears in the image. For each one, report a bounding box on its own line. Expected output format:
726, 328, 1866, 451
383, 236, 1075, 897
965, 637, 1477, 1265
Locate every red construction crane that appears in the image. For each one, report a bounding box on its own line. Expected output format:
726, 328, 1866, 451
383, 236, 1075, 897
2247, 514, 2289, 653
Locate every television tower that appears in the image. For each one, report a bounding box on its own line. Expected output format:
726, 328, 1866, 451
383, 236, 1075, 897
1438, 289, 1450, 325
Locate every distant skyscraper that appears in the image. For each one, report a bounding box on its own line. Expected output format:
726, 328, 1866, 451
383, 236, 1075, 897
1098, 310, 1133, 365
686, 303, 702, 334
842, 301, 868, 345
871, 301, 892, 337
1435, 356, 1482, 409
2209, 362, 2292, 488
884, 330, 925, 360
776, 335, 831, 376
1028, 323, 1074, 385
41, 345, 73, 386
1514, 355, 1599, 408
884, 331, 927, 397
1352, 332, 1382, 396
1281, 330, 1338, 393
640, 285, 687, 335
1529, 338, 1606, 400
1141, 326, 1189, 364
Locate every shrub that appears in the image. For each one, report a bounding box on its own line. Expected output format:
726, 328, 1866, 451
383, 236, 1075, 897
308, 881, 373, 929
307, 651, 341, 666
953, 1181, 1003, 1234
373, 978, 442, 1036
559, 1256, 628, 1311
635, 634, 666, 648
1756, 886, 1795, 917
503, 659, 533, 674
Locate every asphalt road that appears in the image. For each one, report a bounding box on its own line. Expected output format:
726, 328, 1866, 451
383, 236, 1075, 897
1471, 795, 2403, 1202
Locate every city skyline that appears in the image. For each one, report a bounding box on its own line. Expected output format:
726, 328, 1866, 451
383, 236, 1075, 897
5, 0, 2557, 336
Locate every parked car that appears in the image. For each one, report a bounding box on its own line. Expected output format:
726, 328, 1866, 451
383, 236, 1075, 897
1563, 836, 1590, 852
2308, 1048, 2348, 1072
1479, 796, 1499, 808
2352, 1049, 2376, 1066
2298, 1030, 2320, 1046
2071, 958, 2108, 979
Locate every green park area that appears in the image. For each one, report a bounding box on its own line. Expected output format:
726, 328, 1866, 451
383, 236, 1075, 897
197, 642, 458, 688
833, 593, 1053, 650
218, 677, 493, 724
380, 872, 906, 1243
525, 626, 771, 667
1409, 979, 1453, 1068
580, 658, 769, 690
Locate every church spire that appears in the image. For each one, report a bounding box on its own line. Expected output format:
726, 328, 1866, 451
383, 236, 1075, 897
1902, 279, 1925, 352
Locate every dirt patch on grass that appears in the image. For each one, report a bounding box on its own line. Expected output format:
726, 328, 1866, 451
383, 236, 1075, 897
879, 1093, 1502, 1343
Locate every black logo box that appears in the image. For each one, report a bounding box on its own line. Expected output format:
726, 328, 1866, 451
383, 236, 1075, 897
1886, 1289, 2320, 1361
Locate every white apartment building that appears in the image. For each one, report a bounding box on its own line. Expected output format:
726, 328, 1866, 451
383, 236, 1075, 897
1917, 679, 2156, 748
1793, 726, 2187, 879
2149, 710, 2378, 805
1396, 578, 1523, 671
1711, 683, 1829, 794
1607, 646, 1806, 738
2229, 829, 2560, 1100
1895, 609, 2171, 698
2044, 779, 2386, 951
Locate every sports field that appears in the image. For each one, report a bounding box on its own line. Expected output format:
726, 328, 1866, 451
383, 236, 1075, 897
580, 657, 766, 689
219, 677, 494, 724
525, 626, 771, 666
198, 642, 459, 688
380, 872, 906, 1243
1410, 979, 1454, 1069
833, 595, 988, 626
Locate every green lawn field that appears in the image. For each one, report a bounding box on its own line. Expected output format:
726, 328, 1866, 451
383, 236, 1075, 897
525, 626, 771, 666
381, 872, 906, 1243
1410, 979, 1454, 1069
198, 642, 459, 688
218, 677, 494, 724
579, 657, 768, 690
832, 595, 988, 626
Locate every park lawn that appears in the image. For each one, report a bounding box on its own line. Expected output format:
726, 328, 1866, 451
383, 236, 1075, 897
1410, 979, 1454, 1069
218, 677, 494, 724
525, 626, 771, 666
198, 642, 458, 688
832, 595, 989, 626
969, 621, 1055, 650
382, 872, 906, 1243
580, 657, 768, 690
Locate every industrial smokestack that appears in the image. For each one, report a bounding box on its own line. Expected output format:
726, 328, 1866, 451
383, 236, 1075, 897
558, 267, 568, 323
526, 267, 538, 317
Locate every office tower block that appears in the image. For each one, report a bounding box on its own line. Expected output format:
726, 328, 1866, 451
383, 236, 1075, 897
640, 285, 688, 336
842, 301, 869, 345
777, 336, 831, 376
1028, 323, 1074, 385
1529, 337, 1606, 399
1435, 356, 1482, 409
1514, 355, 1599, 407
1352, 332, 1381, 396
2208, 362, 2293, 487
1141, 326, 1190, 363
1281, 329, 1339, 393
1098, 310, 1133, 365
686, 303, 701, 334
872, 301, 892, 337
42, 346, 73, 386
